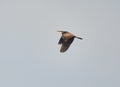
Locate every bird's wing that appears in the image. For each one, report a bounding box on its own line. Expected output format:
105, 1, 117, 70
58, 37, 64, 44
60, 37, 74, 52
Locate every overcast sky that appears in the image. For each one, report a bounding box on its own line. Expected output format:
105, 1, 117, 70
0, 0, 120, 87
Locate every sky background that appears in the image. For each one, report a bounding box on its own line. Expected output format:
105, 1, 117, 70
0, 0, 120, 87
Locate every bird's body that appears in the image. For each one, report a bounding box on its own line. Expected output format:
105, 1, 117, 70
58, 30, 82, 53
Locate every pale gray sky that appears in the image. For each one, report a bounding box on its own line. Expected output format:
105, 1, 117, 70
0, 0, 120, 87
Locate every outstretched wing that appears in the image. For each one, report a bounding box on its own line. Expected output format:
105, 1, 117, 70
58, 37, 64, 44
60, 37, 74, 52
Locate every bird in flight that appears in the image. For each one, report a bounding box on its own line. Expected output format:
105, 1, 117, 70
57, 30, 83, 53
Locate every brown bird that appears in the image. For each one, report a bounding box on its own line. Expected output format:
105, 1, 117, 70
57, 30, 83, 53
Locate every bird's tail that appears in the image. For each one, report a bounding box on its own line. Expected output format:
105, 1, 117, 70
75, 36, 83, 40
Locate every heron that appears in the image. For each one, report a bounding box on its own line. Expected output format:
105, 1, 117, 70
57, 30, 83, 53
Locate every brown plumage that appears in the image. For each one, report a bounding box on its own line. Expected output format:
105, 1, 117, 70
57, 30, 83, 53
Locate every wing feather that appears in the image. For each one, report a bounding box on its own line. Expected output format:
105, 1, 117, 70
60, 37, 74, 52
58, 37, 64, 44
